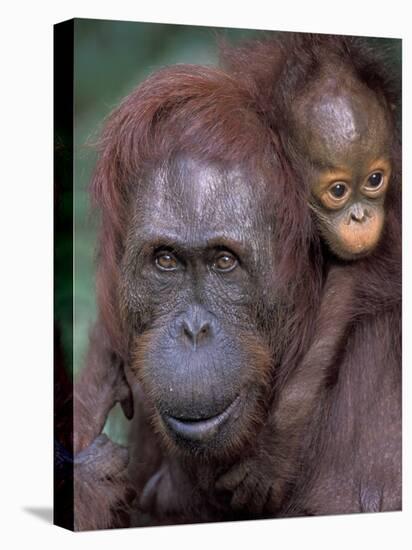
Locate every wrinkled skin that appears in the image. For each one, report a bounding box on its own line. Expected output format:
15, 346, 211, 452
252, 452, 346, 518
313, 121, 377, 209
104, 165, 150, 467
121, 155, 278, 462
134, 264, 357, 520
117, 154, 291, 524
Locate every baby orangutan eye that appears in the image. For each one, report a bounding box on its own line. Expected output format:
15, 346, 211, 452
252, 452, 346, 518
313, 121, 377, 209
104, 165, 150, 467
366, 171, 383, 189
212, 251, 238, 273
317, 181, 351, 211
329, 182, 348, 199
155, 251, 178, 271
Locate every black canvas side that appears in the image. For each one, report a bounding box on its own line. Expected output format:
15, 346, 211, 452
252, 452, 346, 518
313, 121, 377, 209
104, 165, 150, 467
53, 18, 74, 532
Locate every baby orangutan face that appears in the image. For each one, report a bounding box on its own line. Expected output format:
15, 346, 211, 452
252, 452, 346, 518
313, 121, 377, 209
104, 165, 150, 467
311, 153, 391, 260
292, 66, 392, 260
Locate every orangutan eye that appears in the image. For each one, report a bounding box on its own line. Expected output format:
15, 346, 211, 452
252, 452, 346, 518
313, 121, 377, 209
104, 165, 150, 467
366, 171, 384, 189
212, 251, 238, 273
155, 251, 178, 271
329, 182, 348, 199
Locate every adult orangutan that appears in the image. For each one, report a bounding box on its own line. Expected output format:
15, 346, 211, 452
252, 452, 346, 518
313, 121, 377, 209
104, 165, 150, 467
68, 36, 401, 529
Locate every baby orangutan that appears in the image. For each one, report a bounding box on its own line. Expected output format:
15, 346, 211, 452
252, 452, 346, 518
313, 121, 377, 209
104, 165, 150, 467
69, 37, 400, 526
292, 62, 392, 260
137, 37, 400, 521
211, 35, 401, 517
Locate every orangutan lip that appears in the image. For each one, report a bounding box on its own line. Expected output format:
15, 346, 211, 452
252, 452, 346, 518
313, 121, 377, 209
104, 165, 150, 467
163, 395, 241, 442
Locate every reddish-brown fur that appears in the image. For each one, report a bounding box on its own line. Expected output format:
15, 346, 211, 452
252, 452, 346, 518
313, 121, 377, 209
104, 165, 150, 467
73, 63, 323, 528
55, 322, 134, 531
90, 65, 321, 362
217, 33, 401, 515
71, 35, 401, 528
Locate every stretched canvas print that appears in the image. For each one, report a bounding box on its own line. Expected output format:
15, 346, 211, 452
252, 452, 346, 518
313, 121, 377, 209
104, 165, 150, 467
54, 18, 402, 531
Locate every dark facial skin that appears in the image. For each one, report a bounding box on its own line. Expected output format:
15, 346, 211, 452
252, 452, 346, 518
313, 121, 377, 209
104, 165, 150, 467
120, 155, 276, 459
292, 67, 392, 260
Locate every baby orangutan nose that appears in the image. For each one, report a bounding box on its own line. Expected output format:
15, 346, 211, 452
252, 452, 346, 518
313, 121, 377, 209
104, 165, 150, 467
350, 204, 370, 223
